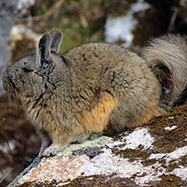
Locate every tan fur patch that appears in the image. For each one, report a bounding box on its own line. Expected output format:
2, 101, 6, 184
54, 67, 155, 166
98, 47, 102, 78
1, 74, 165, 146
80, 92, 118, 132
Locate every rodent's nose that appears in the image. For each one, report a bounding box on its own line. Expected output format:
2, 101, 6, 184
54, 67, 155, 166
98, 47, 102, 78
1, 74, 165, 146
2, 67, 17, 92
2, 69, 8, 80
2, 68, 12, 82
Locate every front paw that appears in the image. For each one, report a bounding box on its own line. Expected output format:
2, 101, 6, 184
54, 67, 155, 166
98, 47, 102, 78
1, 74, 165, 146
42, 143, 64, 157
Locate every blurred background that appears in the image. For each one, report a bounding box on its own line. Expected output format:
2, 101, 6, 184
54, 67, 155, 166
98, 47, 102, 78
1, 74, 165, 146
0, 0, 187, 186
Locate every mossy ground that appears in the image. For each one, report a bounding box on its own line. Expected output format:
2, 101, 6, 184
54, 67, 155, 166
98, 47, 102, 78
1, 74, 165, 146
18, 175, 138, 187
109, 104, 187, 186
148, 104, 187, 153
149, 174, 187, 187
111, 103, 187, 156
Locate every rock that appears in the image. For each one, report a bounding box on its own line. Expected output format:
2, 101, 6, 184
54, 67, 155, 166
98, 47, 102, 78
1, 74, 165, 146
0, 0, 17, 94
8, 104, 187, 187
0, 26, 40, 185
0, 0, 36, 94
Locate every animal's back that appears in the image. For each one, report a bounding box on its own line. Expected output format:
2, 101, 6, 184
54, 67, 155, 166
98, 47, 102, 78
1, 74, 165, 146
63, 42, 158, 87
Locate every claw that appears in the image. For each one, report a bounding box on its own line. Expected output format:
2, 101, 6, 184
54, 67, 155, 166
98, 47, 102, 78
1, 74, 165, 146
41, 143, 65, 157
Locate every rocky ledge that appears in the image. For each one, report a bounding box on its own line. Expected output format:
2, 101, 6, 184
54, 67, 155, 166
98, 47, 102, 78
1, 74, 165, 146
8, 104, 187, 187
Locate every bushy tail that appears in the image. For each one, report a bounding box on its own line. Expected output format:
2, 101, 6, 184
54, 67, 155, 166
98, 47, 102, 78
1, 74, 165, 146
140, 34, 187, 113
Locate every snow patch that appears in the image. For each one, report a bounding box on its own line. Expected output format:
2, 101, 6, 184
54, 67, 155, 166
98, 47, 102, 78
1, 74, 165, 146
165, 145, 187, 165
134, 162, 165, 186
81, 149, 164, 185
172, 166, 187, 181
164, 125, 177, 131
107, 127, 154, 150
148, 146, 187, 167
105, 0, 150, 47
148, 153, 166, 160
124, 127, 154, 150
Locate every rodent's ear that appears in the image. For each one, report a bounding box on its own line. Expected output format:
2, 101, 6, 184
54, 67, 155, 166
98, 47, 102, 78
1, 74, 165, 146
49, 29, 63, 53
36, 33, 51, 68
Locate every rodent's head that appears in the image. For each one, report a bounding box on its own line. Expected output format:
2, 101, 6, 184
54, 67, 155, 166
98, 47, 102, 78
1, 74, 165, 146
2, 29, 64, 102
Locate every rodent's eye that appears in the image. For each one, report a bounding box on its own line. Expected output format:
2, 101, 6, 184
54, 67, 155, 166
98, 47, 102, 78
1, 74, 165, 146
21, 67, 34, 73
